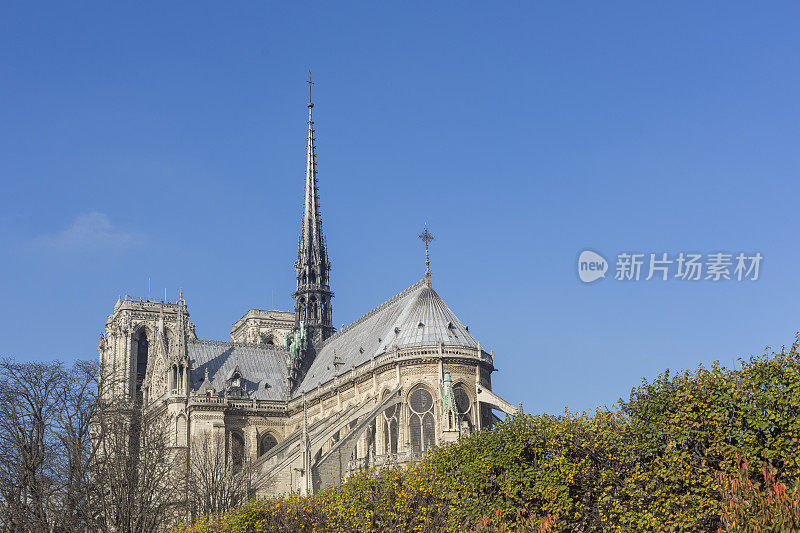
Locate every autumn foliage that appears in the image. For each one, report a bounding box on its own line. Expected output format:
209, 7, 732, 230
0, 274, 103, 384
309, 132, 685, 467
717, 453, 800, 532
174, 339, 800, 532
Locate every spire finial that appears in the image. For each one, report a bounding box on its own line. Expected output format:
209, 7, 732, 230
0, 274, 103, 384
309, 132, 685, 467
307, 70, 314, 108
418, 223, 434, 279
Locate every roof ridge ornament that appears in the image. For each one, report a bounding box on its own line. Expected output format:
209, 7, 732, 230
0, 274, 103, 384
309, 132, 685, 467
418, 223, 434, 285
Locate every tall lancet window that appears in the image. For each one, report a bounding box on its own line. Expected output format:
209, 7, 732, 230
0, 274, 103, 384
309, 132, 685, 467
408, 386, 435, 454
383, 403, 398, 455
230, 431, 245, 472
163, 330, 171, 357
135, 329, 149, 401
453, 384, 473, 431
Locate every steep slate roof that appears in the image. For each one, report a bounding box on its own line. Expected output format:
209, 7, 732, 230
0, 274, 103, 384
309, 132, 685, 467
189, 341, 289, 401
296, 277, 479, 395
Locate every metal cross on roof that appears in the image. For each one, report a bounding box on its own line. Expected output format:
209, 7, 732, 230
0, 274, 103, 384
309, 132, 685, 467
418, 224, 434, 275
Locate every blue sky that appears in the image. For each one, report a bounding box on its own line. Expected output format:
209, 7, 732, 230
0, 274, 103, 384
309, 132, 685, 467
1, 3, 799, 414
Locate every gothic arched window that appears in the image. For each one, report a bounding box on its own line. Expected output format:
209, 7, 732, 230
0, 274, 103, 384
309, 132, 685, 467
383, 403, 398, 455
230, 431, 245, 472
163, 328, 173, 356
136, 330, 148, 379
453, 384, 473, 430
408, 386, 435, 454
259, 433, 278, 456
135, 329, 149, 402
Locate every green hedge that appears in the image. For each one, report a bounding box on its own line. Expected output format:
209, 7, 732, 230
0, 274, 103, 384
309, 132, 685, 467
175, 339, 800, 532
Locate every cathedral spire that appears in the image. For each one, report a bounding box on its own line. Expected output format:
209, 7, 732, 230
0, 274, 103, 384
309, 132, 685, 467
294, 74, 334, 346
302, 75, 321, 256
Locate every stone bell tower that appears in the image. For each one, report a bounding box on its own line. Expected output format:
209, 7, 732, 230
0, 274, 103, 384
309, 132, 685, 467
98, 293, 194, 405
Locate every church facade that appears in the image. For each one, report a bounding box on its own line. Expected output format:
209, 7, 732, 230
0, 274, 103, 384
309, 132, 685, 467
97, 96, 517, 496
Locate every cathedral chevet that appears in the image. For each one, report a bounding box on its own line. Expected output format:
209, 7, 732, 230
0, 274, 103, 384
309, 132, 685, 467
98, 93, 518, 496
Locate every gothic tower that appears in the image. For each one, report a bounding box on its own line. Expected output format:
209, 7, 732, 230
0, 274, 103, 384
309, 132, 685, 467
98, 295, 194, 405
293, 94, 334, 346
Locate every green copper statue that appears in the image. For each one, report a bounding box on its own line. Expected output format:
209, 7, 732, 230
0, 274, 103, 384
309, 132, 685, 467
442, 372, 457, 413
285, 320, 306, 370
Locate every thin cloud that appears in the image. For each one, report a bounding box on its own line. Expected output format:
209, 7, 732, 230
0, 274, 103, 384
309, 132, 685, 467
31, 212, 145, 251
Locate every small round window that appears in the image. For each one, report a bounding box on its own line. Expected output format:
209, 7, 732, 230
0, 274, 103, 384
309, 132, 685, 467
410, 387, 433, 414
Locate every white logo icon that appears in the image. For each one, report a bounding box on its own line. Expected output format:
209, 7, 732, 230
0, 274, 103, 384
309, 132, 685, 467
578, 250, 607, 283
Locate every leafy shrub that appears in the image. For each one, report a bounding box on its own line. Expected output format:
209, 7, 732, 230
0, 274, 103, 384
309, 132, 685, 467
717, 453, 800, 532
175, 338, 800, 532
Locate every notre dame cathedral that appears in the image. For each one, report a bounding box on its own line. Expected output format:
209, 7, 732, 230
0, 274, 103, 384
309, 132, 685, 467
97, 94, 517, 496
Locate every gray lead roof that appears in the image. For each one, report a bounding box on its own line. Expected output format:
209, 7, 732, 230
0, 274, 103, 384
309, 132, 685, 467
189, 340, 288, 401
188, 278, 479, 401
295, 277, 479, 395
